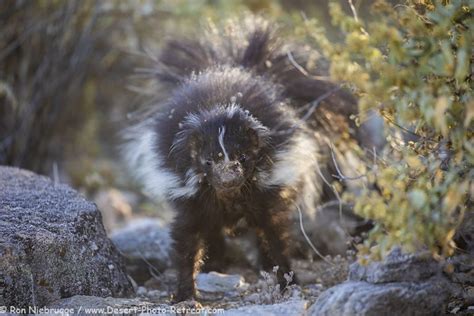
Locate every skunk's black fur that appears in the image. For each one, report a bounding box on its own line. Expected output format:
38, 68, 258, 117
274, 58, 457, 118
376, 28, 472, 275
123, 17, 363, 302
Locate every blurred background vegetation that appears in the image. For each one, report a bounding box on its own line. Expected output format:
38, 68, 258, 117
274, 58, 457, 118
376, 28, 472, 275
0, 0, 472, 260
0, 0, 342, 188
0, 0, 364, 221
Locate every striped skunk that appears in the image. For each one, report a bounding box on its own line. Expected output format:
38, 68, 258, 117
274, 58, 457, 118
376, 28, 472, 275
122, 17, 366, 302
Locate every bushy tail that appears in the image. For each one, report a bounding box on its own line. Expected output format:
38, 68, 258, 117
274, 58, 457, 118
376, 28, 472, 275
155, 15, 357, 118
156, 16, 278, 83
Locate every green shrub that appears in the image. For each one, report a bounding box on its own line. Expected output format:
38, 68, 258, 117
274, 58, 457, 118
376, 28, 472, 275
302, 0, 473, 260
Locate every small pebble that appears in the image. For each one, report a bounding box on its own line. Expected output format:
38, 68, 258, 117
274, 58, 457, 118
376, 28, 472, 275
244, 293, 260, 303
136, 286, 147, 296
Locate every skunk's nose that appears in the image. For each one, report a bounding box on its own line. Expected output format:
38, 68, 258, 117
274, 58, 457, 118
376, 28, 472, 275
227, 161, 241, 172
213, 161, 244, 190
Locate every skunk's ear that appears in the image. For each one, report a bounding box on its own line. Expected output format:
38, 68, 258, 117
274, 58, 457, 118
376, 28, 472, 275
246, 127, 260, 147
246, 125, 269, 148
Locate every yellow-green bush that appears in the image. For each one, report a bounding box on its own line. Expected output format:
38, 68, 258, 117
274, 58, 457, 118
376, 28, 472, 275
302, 0, 473, 259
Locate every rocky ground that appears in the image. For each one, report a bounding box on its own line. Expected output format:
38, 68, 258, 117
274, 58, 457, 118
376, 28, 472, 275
1, 166, 473, 315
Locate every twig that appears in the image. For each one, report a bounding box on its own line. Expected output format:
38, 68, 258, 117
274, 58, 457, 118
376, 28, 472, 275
287, 51, 310, 76
316, 200, 352, 212
300, 87, 341, 122
372, 146, 378, 171
116, 247, 171, 293
0, 82, 18, 111
314, 161, 350, 241
270, 86, 341, 136
295, 203, 333, 265
329, 142, 367, 181
381, 112, 438, 143
286, 51, 331, 81
348, 0, 360, 23
348, 0, 369, 36
137, 250, 164, 280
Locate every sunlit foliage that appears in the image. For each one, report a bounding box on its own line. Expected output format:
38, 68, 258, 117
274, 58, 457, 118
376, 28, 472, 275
301, 0, 473, 260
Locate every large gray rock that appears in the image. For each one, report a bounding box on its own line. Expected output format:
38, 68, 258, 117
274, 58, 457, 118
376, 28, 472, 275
448, 254, 474, 285
0, 167, 134, 308
348, 248, 440, 283
47, 295, 308, 316
110, 218, 172, 283
455, 211, 474, 252
307, 278, 451, 316
225, 299, 308, 316
308, 248, 459, 315
46, 295, 169, 315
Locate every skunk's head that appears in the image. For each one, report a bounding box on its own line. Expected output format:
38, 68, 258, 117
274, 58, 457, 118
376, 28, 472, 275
171, 105, 270, 195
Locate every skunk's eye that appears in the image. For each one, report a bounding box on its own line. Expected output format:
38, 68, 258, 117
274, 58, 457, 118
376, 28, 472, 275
239, 154, 247, 163
206, 159, 212, 166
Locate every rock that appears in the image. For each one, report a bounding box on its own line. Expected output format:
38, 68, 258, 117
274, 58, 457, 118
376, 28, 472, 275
349, 248, 440, 283
455, 211, 474, 252
303, 283, 325, 298
110, 218, 172, 283
292, 256, 350, 287
196, 272, 248, 296
446, 254, 474, 312
357, 109, 386, 151
136, 286, 147, 296
0, 167, 133, 308
46, 295, 169, 315
307, 279, 451, 316
308, 248, 459, 315
225, 299, 308, 316
448, 254, 474, 285
48, 295, 307, 316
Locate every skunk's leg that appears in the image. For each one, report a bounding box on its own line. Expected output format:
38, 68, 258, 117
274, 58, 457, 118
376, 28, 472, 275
171, 215, 202, 302
202, 228, 227, 273
256, 229, 276, 271
257, 210, 297, 289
